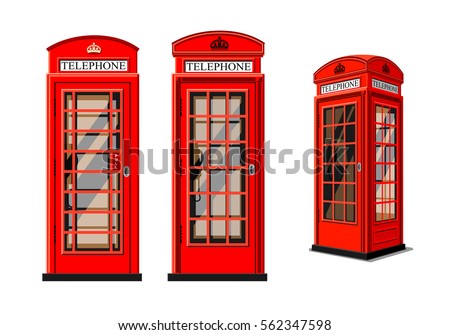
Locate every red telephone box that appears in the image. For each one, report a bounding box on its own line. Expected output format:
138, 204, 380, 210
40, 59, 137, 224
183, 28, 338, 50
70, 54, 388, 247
169, 31, 266, 280
43, 36, 141, 280
312, 55, 406, 259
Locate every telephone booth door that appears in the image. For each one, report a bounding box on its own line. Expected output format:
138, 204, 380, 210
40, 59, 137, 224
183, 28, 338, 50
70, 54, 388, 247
316, 95, 363, 252
44, 36, 140, 280
170, 31, 266, 280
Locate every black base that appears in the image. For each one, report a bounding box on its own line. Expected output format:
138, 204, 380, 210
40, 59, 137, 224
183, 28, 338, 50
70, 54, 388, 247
42, 273, 142, 281
311, 244, 406, 260
168, 273, 267, 281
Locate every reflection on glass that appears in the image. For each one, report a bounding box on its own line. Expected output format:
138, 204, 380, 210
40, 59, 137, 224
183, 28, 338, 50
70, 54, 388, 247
228, 145, 243, 166
334, 106, 344, 124
345, 164, 355, 182
334, 203, 344, 221
335, 126, 344, 143
346, 204, 355, 222
210, 118, 226, 140
210, 170, 226, 192
229, 118, 245, 141
190, 144, 207, 166
76, 213, 109, 230
190, 169, 207, 192
324, 202, 332, 219
210, 145, 226, 166
346, 184, 355, 202
323, 127, 332, 144
346, 145, 355, 162
76, 193, 109, 210
76, 173, 109, 190
346, 104, 355, 122
334, 166, 344, 182
76, 153, 108, 171
77, 133, 109, 150
211, 93, 226, 115
334, 184, 344, 201
229, 93, 244, 115
76, 93, 109, 109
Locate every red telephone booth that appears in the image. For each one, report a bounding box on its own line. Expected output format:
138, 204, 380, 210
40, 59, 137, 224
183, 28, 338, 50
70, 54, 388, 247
312, 55, 406, 259
169, 31, 266, 280
43, 36, 141, 280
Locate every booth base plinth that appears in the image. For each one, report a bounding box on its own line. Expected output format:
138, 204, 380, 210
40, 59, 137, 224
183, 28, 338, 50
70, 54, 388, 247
42, 273, 142, 281
168, 273, 267, 281
311, 244, 406, 260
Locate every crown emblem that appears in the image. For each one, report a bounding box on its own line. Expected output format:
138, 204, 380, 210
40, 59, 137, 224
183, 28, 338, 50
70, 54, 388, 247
382, 62, 390, 73
210, 36, 229, 50
334, 62, 345, 74
87, 42, 101, 54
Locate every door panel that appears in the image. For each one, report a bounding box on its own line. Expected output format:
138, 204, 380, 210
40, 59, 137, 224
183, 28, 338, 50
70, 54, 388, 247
180, 82, 257, 273
54, 83, 131, 273
317, 96, 363, 251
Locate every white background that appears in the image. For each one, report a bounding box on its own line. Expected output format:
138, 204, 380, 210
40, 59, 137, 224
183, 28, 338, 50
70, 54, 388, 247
0, 1, 448, 334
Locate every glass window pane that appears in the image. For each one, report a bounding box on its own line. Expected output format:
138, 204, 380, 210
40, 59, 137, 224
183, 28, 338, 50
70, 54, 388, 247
190, 144, 207, 167
210, 170, 226, 192
334, 203, 344, 221
335, 146, 345, 163
76, 193, 109, 210
76, 153, 108, 171
334, 184, 344, 201
376, 105, 383, 123
387, 108, 396, 125
76, 133, 109, 150
76, 234, 109, 250
345, 164, 355, 182
76, 213, 109, 231
334, 165, 344, 182
210, 93, 226, 115
229, 118, 245, 140
376, 204, 383, 221
210, 145, 226, 166
324, 108, 333, 125
346, 125, 355, 142
229, 195, 245, 217
335, 126, 344, 143
210, 220, 226, 242
229, 93, 245, 115
65, 93, 73, 109
228, 145, 244, 166
64, 214, 73, 230
346, 204, 355, 222
65, 112, 73, 130
323, 164, 332, 182
324, 146, 332, 163
323, 183, 332, 201
112, 92, 121, 110
65, 234, 72, 250
229, 170, 245, 192
191, 93, 207, 115
190, 195, 207, 217
346, 145, 355, 162
76, 173, 109, 190
210, 118, 226, 140
334, 106, 344, 124
346, 104, 355, 122
190, 220, 207, 243
229, 220, 245, 243
76, 112, 108, 130
323, 127, 332, 144
190, 118, 207, 141
346, 184, 355, 202
190, 169, 207, 192
211, 194, 226, 217
324, 202, 332, 220
76, 93, 110, 109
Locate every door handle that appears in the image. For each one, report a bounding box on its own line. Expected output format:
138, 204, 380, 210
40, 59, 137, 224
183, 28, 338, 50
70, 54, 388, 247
123, 166, 130, 177
357, 163, 362, 172
249, 164, 255, 175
